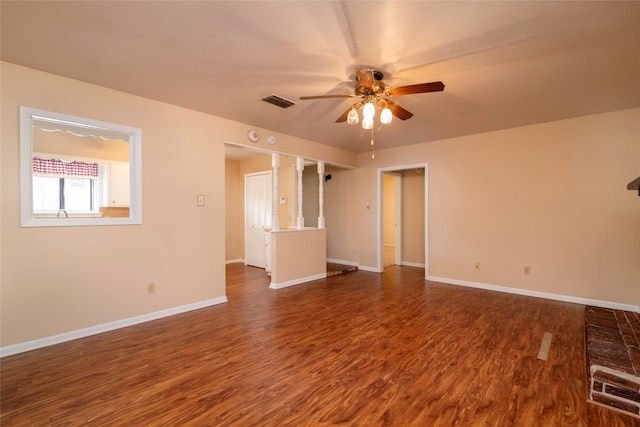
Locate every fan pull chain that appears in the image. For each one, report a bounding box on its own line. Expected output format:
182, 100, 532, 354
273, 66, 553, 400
370, 127, 375, 160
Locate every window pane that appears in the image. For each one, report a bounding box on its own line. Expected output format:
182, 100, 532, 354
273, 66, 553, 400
33, 176, 60, 211
64, 178, 93, 211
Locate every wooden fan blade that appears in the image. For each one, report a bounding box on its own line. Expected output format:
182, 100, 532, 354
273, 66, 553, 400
385, 99, 413, 120
335, 107, 352, 123
355, 68, 375, 89
300, 94, 354, 100
387, 81, 445, 96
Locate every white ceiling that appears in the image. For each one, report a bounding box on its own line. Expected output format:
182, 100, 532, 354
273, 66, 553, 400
2, 1, 639, 154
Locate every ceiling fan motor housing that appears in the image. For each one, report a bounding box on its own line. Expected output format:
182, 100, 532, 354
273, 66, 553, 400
355, 80, 386, 97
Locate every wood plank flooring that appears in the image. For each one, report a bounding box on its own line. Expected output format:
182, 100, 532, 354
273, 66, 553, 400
2, 264, 638, 426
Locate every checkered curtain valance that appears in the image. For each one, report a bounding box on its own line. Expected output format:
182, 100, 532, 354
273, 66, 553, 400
32, 157, 99, 180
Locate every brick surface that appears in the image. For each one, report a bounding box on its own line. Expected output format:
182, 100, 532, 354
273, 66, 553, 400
592, 369, 640, 392
587, 344, 634, 374
630, 347, 640, 376
604, 384, 640, 403
587, 327, 625, 345
617, 311, 639, 347
586, 306, 640, 419
628, 312, 640, 336
591, 393, 640, 415
586, 316, 618, 330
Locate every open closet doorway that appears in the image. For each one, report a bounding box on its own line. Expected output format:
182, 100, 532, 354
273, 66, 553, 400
377, 164, 428, 279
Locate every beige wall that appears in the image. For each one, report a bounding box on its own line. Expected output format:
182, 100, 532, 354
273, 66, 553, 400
277, 158, 297, 229
325, 166, 378, 265
271, 229, 327, 286
1, 62, 355, 349
1, 63, 227, 347
326, 108, 639, 307
225, 159, 243, 261
302, 165, 319, 228
382, 174, 397, 247
402, 169, 426, 265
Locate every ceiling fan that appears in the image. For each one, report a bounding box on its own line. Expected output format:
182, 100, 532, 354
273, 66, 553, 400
299, 67, 445, 127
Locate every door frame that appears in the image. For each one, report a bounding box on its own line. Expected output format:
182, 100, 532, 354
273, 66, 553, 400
376, 163, 428, 279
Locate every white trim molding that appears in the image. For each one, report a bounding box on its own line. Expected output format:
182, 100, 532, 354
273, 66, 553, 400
358, 265, 380, 273
325, 258, 381, 272
402, 261, 426, 268
0, 296, 228, 358
427, 276, 640, 313
326, 258, 359, 267
325, 258, 378, 272
225, 258, 244, 264
270, 273, 327, 289
377, 163, 429, 279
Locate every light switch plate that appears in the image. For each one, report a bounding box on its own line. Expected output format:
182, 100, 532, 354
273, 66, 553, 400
197, 195, 205, 206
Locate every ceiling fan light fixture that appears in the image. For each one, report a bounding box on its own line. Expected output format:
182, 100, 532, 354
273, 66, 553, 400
363, 101, 375, 120
298, 67, 445, 156
362, 116, 374, 129
347, 107, 359, 125
380, 107, 392, 124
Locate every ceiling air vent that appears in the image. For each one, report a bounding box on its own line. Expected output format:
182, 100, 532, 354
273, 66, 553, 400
262, 94, 296, 109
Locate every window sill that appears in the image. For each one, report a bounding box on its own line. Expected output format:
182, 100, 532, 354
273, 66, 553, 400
33, 213, 103, 219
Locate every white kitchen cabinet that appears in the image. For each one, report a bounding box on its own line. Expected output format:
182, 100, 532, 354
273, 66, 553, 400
109, 162, 130, 207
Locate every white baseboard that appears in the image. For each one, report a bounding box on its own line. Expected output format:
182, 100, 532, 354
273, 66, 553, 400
326, 258, 379, 272
225, 259, 244, 264
270, 273, 327, 289
0, 296, 228, 358
402, 261, 426, 268
427, 275, 640, 313
326, 258, 359, 267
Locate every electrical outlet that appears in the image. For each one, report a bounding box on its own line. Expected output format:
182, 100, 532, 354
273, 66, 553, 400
147, 283, 156, 294
524, 266, 531, 275
474, 262, 481, 270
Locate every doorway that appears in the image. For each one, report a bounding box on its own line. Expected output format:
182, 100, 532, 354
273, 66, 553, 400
377, 164, 428, 278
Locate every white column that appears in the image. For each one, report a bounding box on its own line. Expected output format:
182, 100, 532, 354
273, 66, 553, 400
317, 161, 325, 228
271, 153, 280, 231
296, 156, 304, 229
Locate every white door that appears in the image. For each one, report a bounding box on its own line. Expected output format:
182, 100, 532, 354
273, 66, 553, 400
245, 171, 272, 268
109, 162, 130, 206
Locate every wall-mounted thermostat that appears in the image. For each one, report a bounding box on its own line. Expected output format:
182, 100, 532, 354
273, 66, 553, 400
247, 129, 260, 142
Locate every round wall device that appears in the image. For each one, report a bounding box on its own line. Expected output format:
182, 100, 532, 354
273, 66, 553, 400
247, 129, 260, 142
267, 136, 276, 145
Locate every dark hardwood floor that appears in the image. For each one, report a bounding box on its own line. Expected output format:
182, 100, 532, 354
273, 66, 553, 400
2, 264, 638, 426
